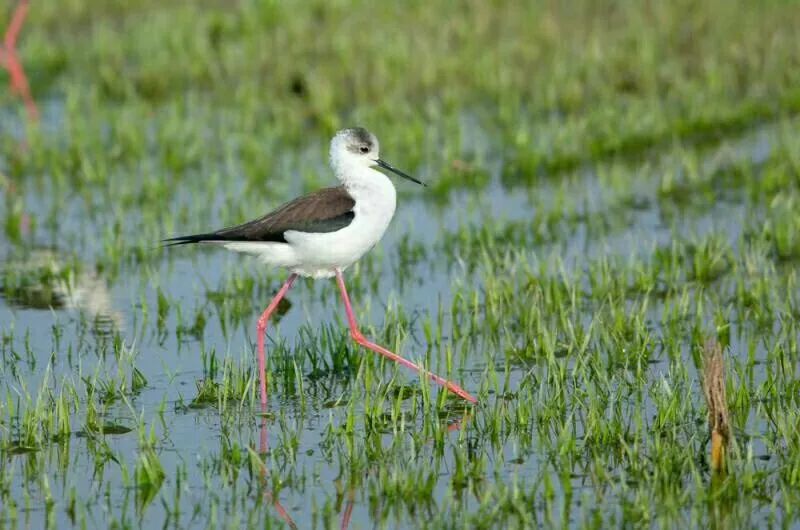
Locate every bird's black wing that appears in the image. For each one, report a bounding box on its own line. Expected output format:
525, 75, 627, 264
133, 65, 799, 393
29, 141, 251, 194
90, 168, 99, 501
163, 186, 356, 246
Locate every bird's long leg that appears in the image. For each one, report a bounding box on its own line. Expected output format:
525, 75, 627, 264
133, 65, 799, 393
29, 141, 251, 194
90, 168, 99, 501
256, 273, 298, 411
334, 269, 477, 404
2, 0, 37, 120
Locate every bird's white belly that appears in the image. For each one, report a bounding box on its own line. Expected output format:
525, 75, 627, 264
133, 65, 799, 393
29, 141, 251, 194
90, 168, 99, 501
284, 186, 396, 278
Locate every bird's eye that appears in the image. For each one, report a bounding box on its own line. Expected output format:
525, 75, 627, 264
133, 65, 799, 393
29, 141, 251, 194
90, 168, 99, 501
359, 145, 369, 154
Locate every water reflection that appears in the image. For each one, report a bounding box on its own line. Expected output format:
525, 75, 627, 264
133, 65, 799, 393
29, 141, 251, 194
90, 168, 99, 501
257, 414, 298, 530
256, 410, 470, 529
0, 248, 123, 333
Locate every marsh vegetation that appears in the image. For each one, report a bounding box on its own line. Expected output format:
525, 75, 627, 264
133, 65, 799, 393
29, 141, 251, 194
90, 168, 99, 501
1, 1, 799, 528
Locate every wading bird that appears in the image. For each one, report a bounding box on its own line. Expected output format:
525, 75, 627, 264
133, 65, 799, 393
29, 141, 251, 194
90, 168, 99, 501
165, 128, 476, 408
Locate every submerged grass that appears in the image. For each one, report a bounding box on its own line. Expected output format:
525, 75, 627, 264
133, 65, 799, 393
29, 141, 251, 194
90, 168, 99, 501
1, 0, 800, 528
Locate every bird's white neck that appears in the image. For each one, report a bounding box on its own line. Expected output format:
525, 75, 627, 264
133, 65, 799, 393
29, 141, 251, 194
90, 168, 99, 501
334, 161, 390, 193
337, 163, 397, 220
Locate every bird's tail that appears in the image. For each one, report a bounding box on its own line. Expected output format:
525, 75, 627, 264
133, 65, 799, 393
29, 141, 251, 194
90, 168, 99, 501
161, 233, 219, 247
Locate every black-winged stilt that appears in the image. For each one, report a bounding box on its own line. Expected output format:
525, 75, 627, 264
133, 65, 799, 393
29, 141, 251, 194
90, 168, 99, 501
165, 128, 477, 407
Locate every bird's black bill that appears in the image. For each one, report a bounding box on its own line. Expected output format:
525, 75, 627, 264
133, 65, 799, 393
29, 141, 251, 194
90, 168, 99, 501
376, 159, 426, 187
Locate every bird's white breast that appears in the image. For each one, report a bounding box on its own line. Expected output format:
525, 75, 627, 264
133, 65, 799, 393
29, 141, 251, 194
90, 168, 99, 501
283, 167, 397, 278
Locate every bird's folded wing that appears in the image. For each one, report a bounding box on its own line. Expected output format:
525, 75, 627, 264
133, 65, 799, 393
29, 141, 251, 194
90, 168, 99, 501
164, 186, 355, 245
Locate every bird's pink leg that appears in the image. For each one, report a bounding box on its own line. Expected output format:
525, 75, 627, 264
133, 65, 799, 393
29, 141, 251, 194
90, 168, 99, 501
334, 270, 477, 404
2, 0, 37, 120
256, 274, 298, 411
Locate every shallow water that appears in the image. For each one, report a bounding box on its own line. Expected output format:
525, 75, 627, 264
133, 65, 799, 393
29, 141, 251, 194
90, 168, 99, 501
1, 101, 797, 528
